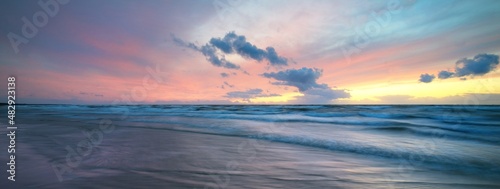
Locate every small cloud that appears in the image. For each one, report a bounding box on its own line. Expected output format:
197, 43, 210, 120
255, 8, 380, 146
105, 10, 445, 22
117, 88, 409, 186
438, 70, 454, 79
171, 34, 199, 51
220, 73, 229, 78
419, 73, 435, 83
223, 81, 234, 88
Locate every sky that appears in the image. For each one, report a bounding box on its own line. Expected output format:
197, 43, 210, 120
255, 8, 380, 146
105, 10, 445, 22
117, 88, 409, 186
1, 0, 499, 104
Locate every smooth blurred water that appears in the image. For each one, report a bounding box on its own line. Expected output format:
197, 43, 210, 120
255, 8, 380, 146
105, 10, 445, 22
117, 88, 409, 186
1, 105, 499, 188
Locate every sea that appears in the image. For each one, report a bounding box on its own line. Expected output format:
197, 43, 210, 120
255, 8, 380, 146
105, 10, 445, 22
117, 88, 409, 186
1, 105, 499, 188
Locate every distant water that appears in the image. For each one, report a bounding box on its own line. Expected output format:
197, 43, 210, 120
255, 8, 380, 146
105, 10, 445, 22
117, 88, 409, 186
1, 105, 500, 188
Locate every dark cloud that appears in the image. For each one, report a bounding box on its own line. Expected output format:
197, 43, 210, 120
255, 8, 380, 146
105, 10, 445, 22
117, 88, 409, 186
262, 67, 325, 91
264, 47, 288, 66
420, 53, 499, 82
173, 32, 288, 69
209, 34, 234, 54
419, 73, 435, 83
455, 53, 499, 77
220, 73, 229, 78
172, 34, 240, 70
223, 81, 234, 88
209, 32, 288, 66
199, 44, 240, 69
438, 70, 454, 79
224, 88, 279, 100
262, 67, 350, 103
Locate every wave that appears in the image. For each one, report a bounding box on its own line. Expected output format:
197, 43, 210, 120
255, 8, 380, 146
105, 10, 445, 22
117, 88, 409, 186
123, 120, 500, 173
357, 112, 415, 119
35, 104, 499, 138
366, 126, 500, 144
128, 112, 419, 128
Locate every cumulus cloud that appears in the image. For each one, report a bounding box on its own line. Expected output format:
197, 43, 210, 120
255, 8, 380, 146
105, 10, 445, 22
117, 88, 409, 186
419, 73, 435, 83
419, 53, 499, 83
173, 32, 288, 70
262, 67, 325, 91
455, 53, 499, 77
209, 32, 288, 66
262, 67, 350, 103
225, 88, 279, 101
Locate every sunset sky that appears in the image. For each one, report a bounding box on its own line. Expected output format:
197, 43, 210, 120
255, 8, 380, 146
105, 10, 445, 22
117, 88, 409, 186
1, 0, 499, 104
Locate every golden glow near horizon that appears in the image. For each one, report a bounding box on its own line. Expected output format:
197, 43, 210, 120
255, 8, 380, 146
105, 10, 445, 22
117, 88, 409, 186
229, 74, 500, 104
345, 75, 500, 103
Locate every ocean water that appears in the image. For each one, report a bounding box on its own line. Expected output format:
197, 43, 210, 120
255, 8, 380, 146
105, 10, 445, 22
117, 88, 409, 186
1, 105, 500, 188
